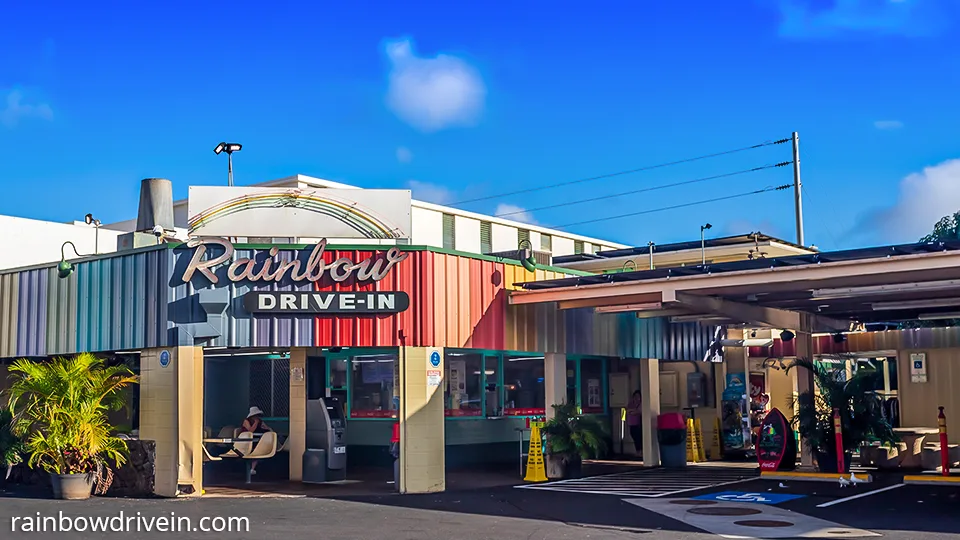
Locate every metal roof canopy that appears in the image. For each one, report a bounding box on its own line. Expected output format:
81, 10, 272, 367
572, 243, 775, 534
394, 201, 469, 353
512, 241, 960, 330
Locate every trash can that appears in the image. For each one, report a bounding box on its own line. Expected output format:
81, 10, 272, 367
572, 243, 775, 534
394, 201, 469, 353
657, 412, 687, 468
390, 422, 400, 492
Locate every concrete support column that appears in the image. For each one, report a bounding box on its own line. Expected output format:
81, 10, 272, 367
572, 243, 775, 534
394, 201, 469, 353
288, 348, 307, 482
399, 346, 445, 493
795, 328, 816, 468
544, 353, 567, 418
640, 358, 661, 467
139, 346, 203, 497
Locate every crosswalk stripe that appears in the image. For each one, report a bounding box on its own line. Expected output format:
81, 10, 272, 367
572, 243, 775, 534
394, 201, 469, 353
515, 466, 759, 497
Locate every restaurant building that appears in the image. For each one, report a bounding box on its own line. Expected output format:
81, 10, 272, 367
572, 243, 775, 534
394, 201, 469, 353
0, 177, 723, 497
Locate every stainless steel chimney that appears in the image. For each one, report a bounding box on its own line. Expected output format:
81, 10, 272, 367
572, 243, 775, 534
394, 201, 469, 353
136, 178, 174, 232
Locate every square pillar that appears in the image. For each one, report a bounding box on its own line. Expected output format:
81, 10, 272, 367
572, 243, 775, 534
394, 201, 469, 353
399, 347, 445, 493
288, 348, 307, 481
640, 358, 661, 466
544, 353, 567, 418
139, 346, 203, 497
795, 330, 815, 468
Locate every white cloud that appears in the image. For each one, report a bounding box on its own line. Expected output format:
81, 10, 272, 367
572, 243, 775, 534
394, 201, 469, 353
0, 90, 53, 128
494, 203, 537, 224
384, 38, 486, 132
772, 0, 943, 38
396, 146, 413, 163
874, 120, 904, 130
406, 180, 455, 205
854, 158, 960, 243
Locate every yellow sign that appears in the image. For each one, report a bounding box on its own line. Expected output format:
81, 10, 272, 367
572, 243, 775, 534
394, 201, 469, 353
530, 421, 545, 428
523, 425, 548, 482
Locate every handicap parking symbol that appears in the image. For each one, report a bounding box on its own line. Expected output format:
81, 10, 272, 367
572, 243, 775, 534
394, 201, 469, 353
692, 491, 805, 505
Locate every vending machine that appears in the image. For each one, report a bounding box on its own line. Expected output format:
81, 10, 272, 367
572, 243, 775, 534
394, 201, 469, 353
720, 373, 753, 457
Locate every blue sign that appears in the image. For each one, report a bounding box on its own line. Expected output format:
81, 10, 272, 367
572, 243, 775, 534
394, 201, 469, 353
429, 351, 441, 367
159, 350, 171, 368
692, 491, 804, 505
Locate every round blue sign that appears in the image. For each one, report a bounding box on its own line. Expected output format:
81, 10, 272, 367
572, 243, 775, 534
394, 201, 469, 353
429, 351, 441, 367
159, 350, 171, 368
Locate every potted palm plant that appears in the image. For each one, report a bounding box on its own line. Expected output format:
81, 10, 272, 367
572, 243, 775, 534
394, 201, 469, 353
4, 353, 137, 500
787, 357, 897, 473
543, 402, 608, 479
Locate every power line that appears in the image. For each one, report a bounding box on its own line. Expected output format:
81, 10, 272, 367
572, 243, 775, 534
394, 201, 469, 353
548, 184, 793, 230
495, 162, 793, 219
451, 137, 792, 206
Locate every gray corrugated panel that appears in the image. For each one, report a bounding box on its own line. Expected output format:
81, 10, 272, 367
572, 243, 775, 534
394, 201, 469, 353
0, 273, 19, 358
16, 269, 47, 357
46, 267, 76, 355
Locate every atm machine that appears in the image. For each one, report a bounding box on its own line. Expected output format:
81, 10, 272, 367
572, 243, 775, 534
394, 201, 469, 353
303, 397, 347, 483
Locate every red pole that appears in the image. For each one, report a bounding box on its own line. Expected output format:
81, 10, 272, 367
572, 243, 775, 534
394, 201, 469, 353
939, 407, 949, 476
833, 408, 845, 473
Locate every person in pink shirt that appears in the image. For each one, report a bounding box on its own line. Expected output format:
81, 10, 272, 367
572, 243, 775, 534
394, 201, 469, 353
626, 390, 643, 457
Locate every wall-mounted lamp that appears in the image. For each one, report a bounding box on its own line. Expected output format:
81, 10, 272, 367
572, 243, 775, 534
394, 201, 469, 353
518, 239, 537, 272
57, 241, 83, 279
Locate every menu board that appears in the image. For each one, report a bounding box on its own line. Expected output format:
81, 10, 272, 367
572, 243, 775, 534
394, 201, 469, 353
757, 408, 796, 471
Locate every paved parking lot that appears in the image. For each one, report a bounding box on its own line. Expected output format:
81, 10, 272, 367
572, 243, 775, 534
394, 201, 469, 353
2, 476, 959, 539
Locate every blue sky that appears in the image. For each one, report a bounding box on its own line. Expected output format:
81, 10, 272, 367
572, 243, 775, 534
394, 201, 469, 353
1, 1, 959, 250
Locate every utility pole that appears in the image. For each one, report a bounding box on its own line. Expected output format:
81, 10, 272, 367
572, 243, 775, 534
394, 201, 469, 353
792, 132, 805, 246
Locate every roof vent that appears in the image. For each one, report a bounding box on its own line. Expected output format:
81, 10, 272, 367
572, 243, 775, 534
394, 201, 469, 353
136, 178, 174, 233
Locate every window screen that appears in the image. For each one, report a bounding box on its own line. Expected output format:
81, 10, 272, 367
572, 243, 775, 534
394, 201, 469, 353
442, 213, 456, 250
480, 221, 492, 253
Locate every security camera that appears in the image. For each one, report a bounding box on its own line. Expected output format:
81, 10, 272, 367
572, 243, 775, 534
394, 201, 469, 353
152, 225, 165, 238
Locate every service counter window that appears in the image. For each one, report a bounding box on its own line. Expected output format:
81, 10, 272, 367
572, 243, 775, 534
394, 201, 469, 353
349, 353, 398, 419
445, 351, 483, 417
578, 358, 605, 414
503, 355, 545, 416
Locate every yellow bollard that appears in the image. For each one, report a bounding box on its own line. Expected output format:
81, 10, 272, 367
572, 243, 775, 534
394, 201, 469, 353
524, 422, 548, 482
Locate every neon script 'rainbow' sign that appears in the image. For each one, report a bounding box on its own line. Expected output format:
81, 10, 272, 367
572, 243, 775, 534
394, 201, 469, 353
181, 238, 408, 285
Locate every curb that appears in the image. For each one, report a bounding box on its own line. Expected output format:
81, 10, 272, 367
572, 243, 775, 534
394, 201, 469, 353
760, 471, 873, 483
903, 474, 960, 485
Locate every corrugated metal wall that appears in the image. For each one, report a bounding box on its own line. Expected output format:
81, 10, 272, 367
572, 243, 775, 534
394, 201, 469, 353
0, 244, 711, 360
0, 247, 171, 358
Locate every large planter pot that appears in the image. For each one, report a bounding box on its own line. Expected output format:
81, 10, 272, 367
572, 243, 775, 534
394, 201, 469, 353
51, 473, 95, 500
546, 454, 582, 480
815, 451, 853, 474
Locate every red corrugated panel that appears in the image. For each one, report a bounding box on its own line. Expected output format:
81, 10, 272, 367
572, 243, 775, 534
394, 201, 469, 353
310, 249, 511, 349
313, 248, 427, 348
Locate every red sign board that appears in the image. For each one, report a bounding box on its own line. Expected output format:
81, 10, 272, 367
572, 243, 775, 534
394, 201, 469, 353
757, 408, 796, 472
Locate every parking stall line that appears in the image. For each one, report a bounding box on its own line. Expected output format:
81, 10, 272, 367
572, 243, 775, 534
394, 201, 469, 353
815, 483, 906, 508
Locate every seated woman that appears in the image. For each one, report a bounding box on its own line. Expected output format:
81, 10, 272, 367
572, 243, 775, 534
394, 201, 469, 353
239, 406, 272, 475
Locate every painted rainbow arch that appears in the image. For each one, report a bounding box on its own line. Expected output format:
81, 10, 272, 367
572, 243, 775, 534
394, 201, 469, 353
188, 191, 404, 239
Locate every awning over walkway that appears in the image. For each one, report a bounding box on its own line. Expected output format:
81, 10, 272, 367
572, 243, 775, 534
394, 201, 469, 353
511, 241, 960, 330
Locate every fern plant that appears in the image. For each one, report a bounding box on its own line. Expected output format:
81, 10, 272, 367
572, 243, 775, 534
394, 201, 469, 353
4, 353, 137, 475
543, 402, 608, 460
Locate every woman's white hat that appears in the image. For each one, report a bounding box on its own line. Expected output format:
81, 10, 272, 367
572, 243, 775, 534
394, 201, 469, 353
247, 406, 265, 418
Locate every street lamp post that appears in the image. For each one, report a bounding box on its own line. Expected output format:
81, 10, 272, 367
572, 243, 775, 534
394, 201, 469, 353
84, 213, 101, 254
214, 142, 243, 186
700, 223, 712, 265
